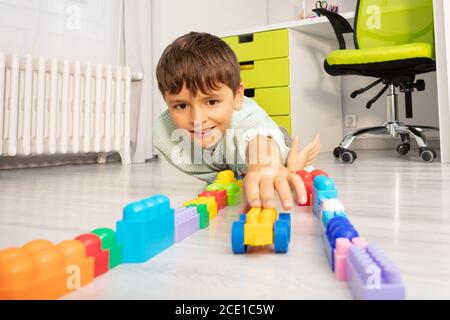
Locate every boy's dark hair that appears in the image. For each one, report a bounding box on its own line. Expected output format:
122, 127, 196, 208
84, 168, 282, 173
156, 32, 241, 97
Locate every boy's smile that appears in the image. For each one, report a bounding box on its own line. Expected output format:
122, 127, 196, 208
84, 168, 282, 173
165, 83, 244, 148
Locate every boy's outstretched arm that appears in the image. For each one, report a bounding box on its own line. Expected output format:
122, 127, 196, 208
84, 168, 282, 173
242, 135, 307, 212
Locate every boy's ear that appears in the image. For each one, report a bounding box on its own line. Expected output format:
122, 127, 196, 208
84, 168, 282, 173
233, 82, 244, 111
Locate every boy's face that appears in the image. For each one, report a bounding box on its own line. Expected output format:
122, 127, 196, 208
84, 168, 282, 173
165, 82, 244, 148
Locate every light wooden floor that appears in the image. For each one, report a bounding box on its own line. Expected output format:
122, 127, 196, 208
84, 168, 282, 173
1, 149, 450, 300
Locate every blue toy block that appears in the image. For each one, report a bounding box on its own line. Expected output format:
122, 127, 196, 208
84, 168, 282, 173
116, 194, 175, 263
346, 245, 405, 300
322, 216, 359, 271
312, 176, 338, 217
322, 209, 347, 228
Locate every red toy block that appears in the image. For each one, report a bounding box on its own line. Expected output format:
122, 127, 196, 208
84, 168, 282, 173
296, 170, 312, 206
199, 190, 228, 210
75, 234, 109, 277
311, 169, 329, 179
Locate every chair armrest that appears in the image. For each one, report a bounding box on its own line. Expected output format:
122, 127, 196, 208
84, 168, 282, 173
313, 8, 353, 49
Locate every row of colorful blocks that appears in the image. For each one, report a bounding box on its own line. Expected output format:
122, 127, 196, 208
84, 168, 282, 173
0, 170, 242, 300
297, 169, 406, 300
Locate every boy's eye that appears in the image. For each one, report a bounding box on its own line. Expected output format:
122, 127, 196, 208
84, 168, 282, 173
174, 103, 188, 110
206, 99, 219, 106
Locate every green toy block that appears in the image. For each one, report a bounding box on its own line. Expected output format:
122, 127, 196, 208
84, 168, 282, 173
91, 228, 123, 269
187, 203, 209, 229
206, 182, 225, 191
226, 182, 241, 205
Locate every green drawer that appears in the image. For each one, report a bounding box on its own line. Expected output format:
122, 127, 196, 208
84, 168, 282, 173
271, 115, 291, 135
240, 57, 289, 89
245, 87, 290, 116
222, 29, 289, 62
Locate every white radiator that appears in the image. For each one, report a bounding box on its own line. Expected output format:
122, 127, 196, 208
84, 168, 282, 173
0, 53, 131, 165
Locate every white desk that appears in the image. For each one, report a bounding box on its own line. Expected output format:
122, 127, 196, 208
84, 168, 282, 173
221, 9, 450, 163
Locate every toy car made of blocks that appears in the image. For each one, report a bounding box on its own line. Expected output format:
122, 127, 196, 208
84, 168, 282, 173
231, 208, 291, 254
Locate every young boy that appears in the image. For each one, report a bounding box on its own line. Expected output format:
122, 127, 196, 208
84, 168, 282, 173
154, 32, 320, 211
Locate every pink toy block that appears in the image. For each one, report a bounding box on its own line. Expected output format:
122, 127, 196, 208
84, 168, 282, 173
174, 207, 199, 242
334, 237, 368, 281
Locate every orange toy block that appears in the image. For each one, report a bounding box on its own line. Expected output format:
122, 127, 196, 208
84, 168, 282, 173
0, 239, 94, 300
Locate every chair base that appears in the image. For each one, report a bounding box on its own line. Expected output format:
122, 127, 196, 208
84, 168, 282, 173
334, 122, 439, 163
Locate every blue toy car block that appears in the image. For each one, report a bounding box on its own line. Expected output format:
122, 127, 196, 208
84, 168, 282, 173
312, 176, 338, 217
116, 194, 174, 263
346, 245, 405, 300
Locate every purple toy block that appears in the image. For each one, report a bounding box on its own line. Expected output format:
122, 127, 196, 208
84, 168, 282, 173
174, 207, 199, 242
346, 245, 405, 300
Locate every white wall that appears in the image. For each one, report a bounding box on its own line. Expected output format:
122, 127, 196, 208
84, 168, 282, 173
267, 0, 356, 24
158, 0, 267, 50
0, 0, 121, 64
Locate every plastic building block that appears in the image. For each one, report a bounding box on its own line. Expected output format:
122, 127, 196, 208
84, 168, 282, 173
231, 208, 291, 254
231, 220, 246, 254
321, 198, 346, 225
273, 220, 290, 253
225, 182, 241, 205
91, 228, 123, 269
334, 237, 368, 281
116, 194, 175, 263
296, 170, 312, 206
311, 169, 328, 178
198, 190, 228, 210
346, 245, 405, 300
174, 207, 199, 242
244, 208, 277, 246
75, 234, 109, 277
0, 239, 94, 299
312, 175, 338, 217
215, 170, 236, 184
186, 203, 209, 229
321, 215, 359, 271
206, 170, 242, 205
184, 196, 217, 220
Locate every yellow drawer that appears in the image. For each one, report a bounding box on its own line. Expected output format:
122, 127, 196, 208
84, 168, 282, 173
240, 58, 289, 89
271, 116, 291, 135
244, 87, 290, 116
222, 29, 289, 62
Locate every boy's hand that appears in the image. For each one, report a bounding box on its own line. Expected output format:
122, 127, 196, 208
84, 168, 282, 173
287, 134, 320, 172
242, 163, 307, 213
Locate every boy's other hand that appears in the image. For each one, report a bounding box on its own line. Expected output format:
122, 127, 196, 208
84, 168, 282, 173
287, 134, 320, 172
242, 164, 307, 213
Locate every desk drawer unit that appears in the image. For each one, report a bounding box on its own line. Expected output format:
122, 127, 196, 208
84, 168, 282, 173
222, 29, 288, 62
223, 29, 292, 134
244, 87, 290, 116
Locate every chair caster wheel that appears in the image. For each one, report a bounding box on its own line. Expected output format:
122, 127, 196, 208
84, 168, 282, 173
333, 147, 342, 159
341, 149, 357, 163
397, 143, 410, 155
419, 147, 437, 162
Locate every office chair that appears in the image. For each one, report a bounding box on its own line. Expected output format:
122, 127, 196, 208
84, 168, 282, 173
315, 0, 439, 163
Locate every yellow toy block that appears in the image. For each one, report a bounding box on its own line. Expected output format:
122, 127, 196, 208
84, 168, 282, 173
244, 208, 277, 246
184, 197, 217, 220
215, 170, 236, 184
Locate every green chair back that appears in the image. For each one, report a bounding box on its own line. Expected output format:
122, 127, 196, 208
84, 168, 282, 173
355, 0, 434, 54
